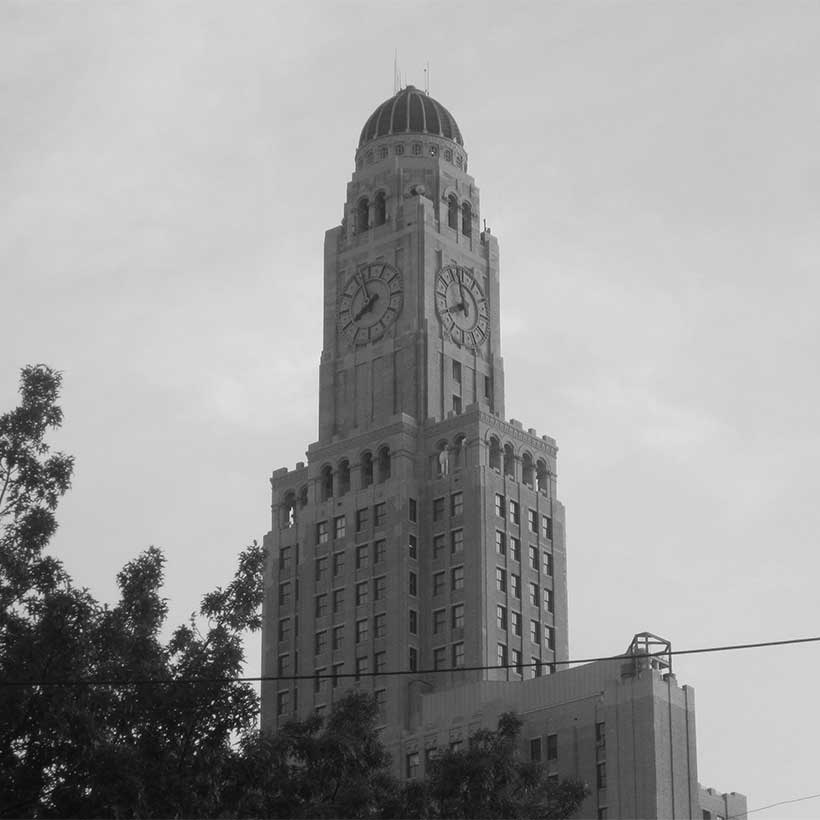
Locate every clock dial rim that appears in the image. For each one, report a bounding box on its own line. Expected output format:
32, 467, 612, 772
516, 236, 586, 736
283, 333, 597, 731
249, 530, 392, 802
434, 264, 490, 348
338, 262, 404, 346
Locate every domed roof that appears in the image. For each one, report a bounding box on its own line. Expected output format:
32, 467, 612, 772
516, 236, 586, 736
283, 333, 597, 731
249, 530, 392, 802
358, 85, 464, 149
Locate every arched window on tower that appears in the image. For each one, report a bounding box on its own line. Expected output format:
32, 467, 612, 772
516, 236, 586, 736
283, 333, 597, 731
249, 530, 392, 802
489, 436, 501, 472
321, 465, 333, 501
361, 452, 374, 488
282, 490, 297, 529
503, 443, 515, 479
522, 453, 535, 489
377, 445, 391, 483
454, 434, 467, 471
374, 191, 387, 227
447, 194, 459, 230
462, 201, 472, 237
357, 197, 370, 232
298, 485, 308, 508
338, 459, 351, 496
537, 459, 550, 497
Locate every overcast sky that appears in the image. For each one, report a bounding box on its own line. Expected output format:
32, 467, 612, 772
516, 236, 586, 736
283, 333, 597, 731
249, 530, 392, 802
2, 1, 819, 816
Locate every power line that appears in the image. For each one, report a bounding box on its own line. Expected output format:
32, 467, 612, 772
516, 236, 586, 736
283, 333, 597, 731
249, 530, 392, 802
728, 792, 820, 819
2, 634, 818, 689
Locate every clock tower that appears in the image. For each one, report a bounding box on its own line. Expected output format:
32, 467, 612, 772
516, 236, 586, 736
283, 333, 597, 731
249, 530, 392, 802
262, 86, 568, 741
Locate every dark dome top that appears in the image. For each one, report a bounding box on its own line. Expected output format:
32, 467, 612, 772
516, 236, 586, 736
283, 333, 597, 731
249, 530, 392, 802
358, 85, 464, 149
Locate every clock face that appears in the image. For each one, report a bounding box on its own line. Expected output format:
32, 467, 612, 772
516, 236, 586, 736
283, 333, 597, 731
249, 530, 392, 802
435, 264, 490, 348
338, 262, 403, 346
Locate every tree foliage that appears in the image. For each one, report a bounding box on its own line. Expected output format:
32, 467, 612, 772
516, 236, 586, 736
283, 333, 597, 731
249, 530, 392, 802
0, 366, 587, 819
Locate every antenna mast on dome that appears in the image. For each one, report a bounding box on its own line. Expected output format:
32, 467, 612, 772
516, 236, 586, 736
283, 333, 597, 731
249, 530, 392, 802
424, 62, 430, 94
393, 50, 399, 94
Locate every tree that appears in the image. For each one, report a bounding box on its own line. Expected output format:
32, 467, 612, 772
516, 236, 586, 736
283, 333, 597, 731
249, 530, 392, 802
226, 690, 399, 819
396, 713, 588, 820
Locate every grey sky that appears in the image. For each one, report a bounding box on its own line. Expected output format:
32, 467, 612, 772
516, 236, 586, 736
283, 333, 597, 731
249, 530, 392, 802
2, 1, 819, 815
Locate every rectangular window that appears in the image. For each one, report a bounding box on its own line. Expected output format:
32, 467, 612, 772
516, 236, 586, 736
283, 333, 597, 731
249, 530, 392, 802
547, 733, 558, 760
374, 650, 386, 674
533, 657, 543, 677
484, 375, 492, 399
528, 509, 538, 534
332, 662, 343, 688
450, 491, 463, 516
356, 507, 369, 531
512, 647, 523, 675
511, 610, 522, 637
409, 498, 417, 522
451, 565, 464, 591
278, 617, 290, 642
332, 624, 344, 651
596, 721, 606, 747
355, 656, 368, 680
409, 533, 418, 559
496, 567, 507, 592
598, 809, 608, 820
451, 528, 464, 554
277, 653, 290, 677
509, 500, 520, 525
409, 609, 418, 635
374, 538, 386, 564
452, 642, 464, 668
434, 608, 446, 634
317, 521, 329, 544
541, 515, 553, 540
374, 502, 386, 527
452, 360, 462, 382
510, 537, 521, 563
356, 580, 369, 606
452, 395, 462, 414
314, 630, 327, 655
434, 646, 446, 670
433, 497, 445, 521
544, 588, 554, 614
596, 761, 607, 790
332, 588, 344, 613
333, 551, 345, 577
496, 604, 507, 630
375, 687, 386, 720
495, 530, 506, 555
511, 574, 521, 599
529, 545, 539, 571
356, 618, 368, 644
433, 533, 446, 558
494, 493, 505, 518
355, 544, 369, 570
374, 576, 386, 601
406, 751, 420, 779
497, 643, 508, 668
530, 737, 542, 761
315, 594, 328, 618
276, 690, 289, 716
334, 515, 346, 539
409, 646, 418, 671
530, 620, 541, 644
529, 582, 540, 607
409, 571, 417, 596
450, 739, 463, 752
543, 551, 553, 577
451, 603, 464, 629
433, 571, 446, 596
374, 612, 386, 638
315, 556, 328, 583
314, 667, 325, 693
278, 546, 292, 571
546, 625, 555, 650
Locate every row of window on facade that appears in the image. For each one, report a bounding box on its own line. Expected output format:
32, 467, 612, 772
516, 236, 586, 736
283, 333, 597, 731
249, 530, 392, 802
489, 439, 552, 492
495, 494, 554, 538
275, 685, 387, 720
357, 142, 465, 169
281, 448, 392, 527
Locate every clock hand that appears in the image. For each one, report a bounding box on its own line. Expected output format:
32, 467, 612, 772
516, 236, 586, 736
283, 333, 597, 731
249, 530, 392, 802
358, 272, 369, 299
353, 293, 378, 321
